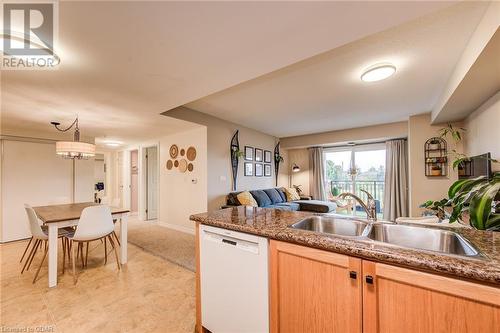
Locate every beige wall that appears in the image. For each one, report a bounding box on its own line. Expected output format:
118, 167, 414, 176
159, 126, 208, 233
408, 114, 462, 217
0, 138, 94, 242
164, 107, 284, 211
463, 91, 500, 172
280, 121, 408, 149
287, 149, 310, 195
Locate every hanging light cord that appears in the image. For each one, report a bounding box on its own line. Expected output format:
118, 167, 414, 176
50, 117, 80, 141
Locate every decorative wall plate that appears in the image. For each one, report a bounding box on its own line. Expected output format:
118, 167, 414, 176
188, 163, 194, 172
179, 159, 188, 173
169, 144, 179, 158
166, 160, 173, 170
174, 160, 179, 167
180, 148, 185, 156
187, 146, 197, 161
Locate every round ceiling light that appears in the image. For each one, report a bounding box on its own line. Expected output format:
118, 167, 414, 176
361, 64, 396, 82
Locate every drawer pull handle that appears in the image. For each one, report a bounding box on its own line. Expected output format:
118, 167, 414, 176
365, 275, 374, 284
349, 271, 357, 280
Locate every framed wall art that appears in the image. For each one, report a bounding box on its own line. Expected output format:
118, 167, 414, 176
244, 162, 253, 176
264, 150, 272, 163
264, 164, 272, 177
255, 148, 263, 162
244, 146, 254, 161
255, 163, 263, 177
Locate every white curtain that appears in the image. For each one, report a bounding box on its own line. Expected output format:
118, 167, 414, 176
308, 147, 327, 201
383, 139, 409, 221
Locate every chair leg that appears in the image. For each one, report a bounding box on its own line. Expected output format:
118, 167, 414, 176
108, 235, 120, 271
112, 231, 121, 246
71, 240, 77, 285
85, 242, 89, 268
62, 238, 66, 274
79, 243, 85, 269
33, 241, 48, 284
20, 237, 33, 263
25, 239, 41, 272
21, 239, 39, 274
104, 237, 107, 265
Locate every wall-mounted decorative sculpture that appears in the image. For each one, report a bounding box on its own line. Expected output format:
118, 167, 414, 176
230, 130, 240, 191
274, 142, 283, 186
166, 144, 197, 173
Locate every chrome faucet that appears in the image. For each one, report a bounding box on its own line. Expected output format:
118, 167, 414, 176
338, 189, 377, 221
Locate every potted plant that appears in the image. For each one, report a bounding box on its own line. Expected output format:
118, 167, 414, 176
422, 172, 500, 230
428, 138, 441, 150
430, 165, 442, 176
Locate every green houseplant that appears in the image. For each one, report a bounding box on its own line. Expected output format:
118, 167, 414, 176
422, 172, 500, 230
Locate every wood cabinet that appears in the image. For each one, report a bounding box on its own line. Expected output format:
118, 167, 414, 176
270, 240, 500, 333
362, 261, 500, 333
270, 240, 362, 333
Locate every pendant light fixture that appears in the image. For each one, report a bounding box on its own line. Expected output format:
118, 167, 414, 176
51, 117, 95, 159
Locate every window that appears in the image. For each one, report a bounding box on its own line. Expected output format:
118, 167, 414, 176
324, 144, 386, 217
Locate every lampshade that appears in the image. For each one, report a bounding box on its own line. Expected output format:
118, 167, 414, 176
56, 141, 95, 159
292, 164, 300, 173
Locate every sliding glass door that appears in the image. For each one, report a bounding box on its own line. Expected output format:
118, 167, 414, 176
324, 144, 386, 217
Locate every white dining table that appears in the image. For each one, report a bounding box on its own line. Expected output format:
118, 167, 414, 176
33, 202, 130, 288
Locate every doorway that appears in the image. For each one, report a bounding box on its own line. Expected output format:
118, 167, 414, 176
145, 146, 158, 220
130, 150, 139, 213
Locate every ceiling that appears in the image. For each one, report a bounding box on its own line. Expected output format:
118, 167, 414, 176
433, 28, 500, 123
1, 1, 457, 145
185, 2, 489, 138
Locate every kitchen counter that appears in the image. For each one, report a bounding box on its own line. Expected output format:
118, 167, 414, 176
190, 206, 500, 285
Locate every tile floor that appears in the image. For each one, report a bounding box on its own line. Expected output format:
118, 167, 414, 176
0, 222, 196, 333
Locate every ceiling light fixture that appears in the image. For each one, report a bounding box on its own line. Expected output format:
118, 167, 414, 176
361, 64, 396, 82
51, 117, 95, 159
103, 140, 123, 147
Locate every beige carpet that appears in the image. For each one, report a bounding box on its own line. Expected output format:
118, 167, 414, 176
127, 219, 195, 272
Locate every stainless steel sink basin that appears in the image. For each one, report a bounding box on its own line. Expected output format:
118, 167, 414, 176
366, 223, 480, 256
290, 216, 368, 237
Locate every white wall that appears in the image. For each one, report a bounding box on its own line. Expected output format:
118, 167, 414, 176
463, 91, 500, 171
0, 139, 94, 242
159, 126, 208, 233
166, 107, 282, 211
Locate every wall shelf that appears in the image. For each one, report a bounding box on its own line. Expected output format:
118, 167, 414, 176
424, 137, 448, 177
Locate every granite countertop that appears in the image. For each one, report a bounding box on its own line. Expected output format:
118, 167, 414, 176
190, 206, 500, 286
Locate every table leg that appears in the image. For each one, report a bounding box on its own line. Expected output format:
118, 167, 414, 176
48, 224, 58, 288
119, 214, 128, 264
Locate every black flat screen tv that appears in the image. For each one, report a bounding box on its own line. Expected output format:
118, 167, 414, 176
459, 152, 492, 179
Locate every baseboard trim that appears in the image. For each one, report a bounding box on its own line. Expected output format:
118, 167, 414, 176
157, 220, 195, 235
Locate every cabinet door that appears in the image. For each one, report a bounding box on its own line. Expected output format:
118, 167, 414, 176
362, 261, 500, 333
270, 240, 362, 333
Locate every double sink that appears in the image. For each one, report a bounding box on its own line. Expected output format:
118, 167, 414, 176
290, 216, 480, 257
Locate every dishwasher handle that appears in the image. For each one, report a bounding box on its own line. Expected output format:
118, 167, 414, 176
203, 230, 260, 254
222, 238, 237, 246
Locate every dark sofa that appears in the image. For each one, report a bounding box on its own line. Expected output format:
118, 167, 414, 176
225, 187, 336, 213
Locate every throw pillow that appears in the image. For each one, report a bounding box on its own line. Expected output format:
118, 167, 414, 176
264, 188, 284, 204
250, 190, 272, 207
285, 187, 300, 201
236, 191, 258, 207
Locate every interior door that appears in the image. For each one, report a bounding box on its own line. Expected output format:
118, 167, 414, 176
116, 151, 124, 206
146, 146, 158, 220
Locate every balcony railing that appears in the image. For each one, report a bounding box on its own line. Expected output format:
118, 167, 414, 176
326, 180, 385, 212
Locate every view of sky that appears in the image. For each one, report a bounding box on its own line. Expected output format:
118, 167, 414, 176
325, 149, 385, 172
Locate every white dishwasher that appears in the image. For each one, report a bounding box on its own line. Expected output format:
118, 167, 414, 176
199, 224, 269, 333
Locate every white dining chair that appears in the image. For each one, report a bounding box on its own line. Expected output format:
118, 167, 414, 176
22, 205, 72, 283
64, 205, 120, 284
